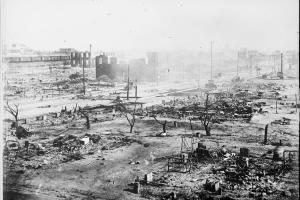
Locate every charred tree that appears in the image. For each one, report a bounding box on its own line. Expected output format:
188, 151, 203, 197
5, 101, 19, 127
78, 107, 91, 130
198, 93, 218, 136
189, 118, 193, 130
117, 101, 137, 133
264, 124, 268, 144
73, 103, 78, 113
72, 103, 78, 121
152, 115, 167, 133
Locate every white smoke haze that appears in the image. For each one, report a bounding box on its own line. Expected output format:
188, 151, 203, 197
2, 0, 299, 52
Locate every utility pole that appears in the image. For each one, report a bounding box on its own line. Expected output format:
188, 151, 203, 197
135, 85, 138, 100
82, 52, 86, 95
210, 41, 213, 80
199, 47, 202, 88
89, 44, 92, 68
273, 55, 276, 74
127, 65, 130, 100
237, 52, 239, 76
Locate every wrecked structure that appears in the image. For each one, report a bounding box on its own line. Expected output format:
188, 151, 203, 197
95, 54, 120, 80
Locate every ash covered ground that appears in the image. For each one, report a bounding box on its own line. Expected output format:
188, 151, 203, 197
3, 63, 299, 200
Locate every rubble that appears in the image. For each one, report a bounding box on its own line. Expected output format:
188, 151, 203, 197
144, 172, 153, 183
6, 140, 20, 150
3, 59, 298, 200
15, 126, 31, 139
204, 179, 221, 193
271, 117, 291, 125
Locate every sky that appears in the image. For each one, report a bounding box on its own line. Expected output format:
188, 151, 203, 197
2, 0, 299, 52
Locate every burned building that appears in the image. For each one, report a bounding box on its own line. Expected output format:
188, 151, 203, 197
96, 54, 118, 80
71, 51, 91, 67
82, 52, 91, 67
147, 52, 158, 66
71, 52, 79, 66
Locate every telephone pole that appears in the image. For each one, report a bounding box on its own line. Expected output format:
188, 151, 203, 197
82, 52, 86, 95
135, 85, 138, 100
199, 46, 202, 88
273, 55, 276, 74
210, 41, 213, 80
237, 52, 239, 76
127, 65, 130, 100
89, 44, 92, 68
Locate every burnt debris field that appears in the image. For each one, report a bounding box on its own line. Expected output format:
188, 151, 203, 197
3, 64, 299, 200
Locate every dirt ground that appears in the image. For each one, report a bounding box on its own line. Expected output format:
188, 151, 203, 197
3, 71, 299, 200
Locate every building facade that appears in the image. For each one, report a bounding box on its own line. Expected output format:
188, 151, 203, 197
71, 51, 91, 67
96, 54, 112, 79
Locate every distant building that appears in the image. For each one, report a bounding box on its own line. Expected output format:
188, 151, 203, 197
97, 54, 109, 64
71, 51, 91, 67
58, 48, 76, 55
82, 52, 91, 67
285, 50, 299, 66
71, 52, 79, 66
238, 49, 248, 60
96, 54, 117, 79
3, 44, 72, 64
3, 43, 36, 57
147, 52, 158, 66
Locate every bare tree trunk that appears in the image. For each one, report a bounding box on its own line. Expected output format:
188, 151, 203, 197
204, 125, 211, 136
130, 124, 134, 133
162, 121, 166, 133
174, 121, 177, 127
189, 118, 193, 130
264, 124, 268, 144
5, 102, 19, 127
86, 116, 90, 129
15, 116, 18, 127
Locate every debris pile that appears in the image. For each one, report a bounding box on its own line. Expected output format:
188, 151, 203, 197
15, 126, 31, 139
208, 147, 297, 199
271, 117, 291, 125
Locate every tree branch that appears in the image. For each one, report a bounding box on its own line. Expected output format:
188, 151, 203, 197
5, 101, 19, 119
152, 115, 164, 125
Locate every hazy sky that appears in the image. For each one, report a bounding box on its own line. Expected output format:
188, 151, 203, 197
2, 0, 299, 52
